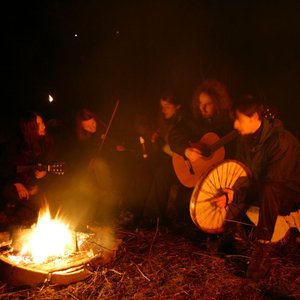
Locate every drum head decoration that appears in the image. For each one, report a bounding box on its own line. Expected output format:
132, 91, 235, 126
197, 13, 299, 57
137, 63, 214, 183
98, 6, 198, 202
190, 159, 251, 234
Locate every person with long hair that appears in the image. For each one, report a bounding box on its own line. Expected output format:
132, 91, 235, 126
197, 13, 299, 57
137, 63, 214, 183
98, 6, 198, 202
157, 80, 236, 233
169, 79, 235, 163
0, 111, 62, 226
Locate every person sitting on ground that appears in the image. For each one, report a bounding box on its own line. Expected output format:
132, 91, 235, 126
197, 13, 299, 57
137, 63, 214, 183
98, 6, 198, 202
165, 80, 235, 225
140, 93, 190, 227
0, 110, 63, 227
211, 94, 300, 280
169, 79, 235, 167
64, 107, 127, 229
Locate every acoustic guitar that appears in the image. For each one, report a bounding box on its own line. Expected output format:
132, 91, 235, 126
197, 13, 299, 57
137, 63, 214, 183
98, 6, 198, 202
172, 130, 238, 188
16, 162, 65, 175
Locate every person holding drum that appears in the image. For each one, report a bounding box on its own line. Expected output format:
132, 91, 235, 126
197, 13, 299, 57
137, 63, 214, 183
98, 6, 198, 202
212, 94, 300, 280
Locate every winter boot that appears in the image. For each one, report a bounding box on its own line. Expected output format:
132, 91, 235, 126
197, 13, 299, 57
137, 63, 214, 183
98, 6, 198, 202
218, 222, 248, 255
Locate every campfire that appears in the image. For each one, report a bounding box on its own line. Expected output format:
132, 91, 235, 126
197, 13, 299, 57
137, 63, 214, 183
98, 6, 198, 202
0, 204, 122, 287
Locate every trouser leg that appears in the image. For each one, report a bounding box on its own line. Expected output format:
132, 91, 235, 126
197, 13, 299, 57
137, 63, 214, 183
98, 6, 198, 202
144, 158, 178, 222
256, 182, 300, 241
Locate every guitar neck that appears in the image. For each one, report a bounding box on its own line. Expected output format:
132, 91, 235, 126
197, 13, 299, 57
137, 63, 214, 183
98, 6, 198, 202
209, 130, 238, 153
16, 163, 65, 175
16, 164, 48, 173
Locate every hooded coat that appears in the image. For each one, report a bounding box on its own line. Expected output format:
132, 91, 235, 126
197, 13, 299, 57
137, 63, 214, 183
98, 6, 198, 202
236, 118, 300, 195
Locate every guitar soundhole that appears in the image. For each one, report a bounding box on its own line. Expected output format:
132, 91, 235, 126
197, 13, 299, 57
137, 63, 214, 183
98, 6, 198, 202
199, 144, 212, 158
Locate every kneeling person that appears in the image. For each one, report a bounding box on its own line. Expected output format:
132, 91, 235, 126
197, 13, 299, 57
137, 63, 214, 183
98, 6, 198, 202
212, 94, 300, 280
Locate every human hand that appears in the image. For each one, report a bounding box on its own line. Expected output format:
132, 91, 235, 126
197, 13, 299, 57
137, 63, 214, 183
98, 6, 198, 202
210, 188, 234, 209
35, 169, 47, 179
29, 185, 39, 196
34, 163, 47, 179
184, 147, 202, 162
116, 145, 126, 152
151, 131, 159, 143
14, 183, 30, 200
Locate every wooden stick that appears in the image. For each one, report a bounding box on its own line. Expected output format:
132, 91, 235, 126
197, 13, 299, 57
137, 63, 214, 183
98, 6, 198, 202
98, 100, 120, 153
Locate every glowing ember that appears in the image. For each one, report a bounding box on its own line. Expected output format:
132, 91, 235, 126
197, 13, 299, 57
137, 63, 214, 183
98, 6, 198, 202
0, 215, 122, 286
16, 205, 74, 264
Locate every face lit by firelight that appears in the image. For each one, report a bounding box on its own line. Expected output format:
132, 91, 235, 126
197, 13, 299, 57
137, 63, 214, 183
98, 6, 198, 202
81, 117, 97, 133
36, 115, 46, 136
160, 99, 180, 120
233, 110, 262, 136
199, 92, 216, 119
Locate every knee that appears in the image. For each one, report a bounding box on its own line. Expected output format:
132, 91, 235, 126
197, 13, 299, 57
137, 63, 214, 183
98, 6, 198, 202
1, 184, 18, 203
261, 184, 280, 207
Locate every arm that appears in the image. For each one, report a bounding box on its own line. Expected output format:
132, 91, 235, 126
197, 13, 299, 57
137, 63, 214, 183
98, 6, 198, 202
210, 188, 234, 209
13, 183, 30, 200
167, 112, 198, 157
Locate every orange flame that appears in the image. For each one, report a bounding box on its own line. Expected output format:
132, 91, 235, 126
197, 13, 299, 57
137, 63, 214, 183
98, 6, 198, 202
19, 205, 74, 263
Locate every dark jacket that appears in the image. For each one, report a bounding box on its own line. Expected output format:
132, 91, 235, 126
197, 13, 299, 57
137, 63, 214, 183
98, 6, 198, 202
1, 132, 55, 187
236, 118, 300, 194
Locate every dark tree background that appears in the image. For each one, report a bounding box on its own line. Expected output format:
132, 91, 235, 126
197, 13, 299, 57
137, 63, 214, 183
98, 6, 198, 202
2, 0, 300, 137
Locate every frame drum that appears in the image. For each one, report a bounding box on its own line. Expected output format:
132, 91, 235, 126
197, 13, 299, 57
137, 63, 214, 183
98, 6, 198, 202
190, 159, 251, 234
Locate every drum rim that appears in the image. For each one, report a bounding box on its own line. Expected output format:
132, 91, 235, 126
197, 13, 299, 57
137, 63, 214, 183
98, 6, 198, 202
190, 159, 251, 233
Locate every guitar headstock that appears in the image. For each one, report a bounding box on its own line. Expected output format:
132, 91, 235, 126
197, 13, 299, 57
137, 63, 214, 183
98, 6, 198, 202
48, 163, 65, 175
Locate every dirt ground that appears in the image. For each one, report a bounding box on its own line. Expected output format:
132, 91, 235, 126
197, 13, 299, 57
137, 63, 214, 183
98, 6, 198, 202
0, 220, 299, 300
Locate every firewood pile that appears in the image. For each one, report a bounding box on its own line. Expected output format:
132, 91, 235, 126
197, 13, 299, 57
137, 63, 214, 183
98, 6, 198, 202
0, 223, 299, 299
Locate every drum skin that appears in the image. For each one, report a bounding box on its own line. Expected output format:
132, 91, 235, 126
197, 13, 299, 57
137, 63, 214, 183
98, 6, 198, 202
190, 159, 251, 234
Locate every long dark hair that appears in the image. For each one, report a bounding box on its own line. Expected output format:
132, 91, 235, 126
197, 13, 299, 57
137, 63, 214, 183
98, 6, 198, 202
19, 111, 53, 159
192, 79, 232, 122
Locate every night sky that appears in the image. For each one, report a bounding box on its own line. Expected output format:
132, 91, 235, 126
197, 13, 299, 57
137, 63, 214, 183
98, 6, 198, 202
2, 0, 300, 137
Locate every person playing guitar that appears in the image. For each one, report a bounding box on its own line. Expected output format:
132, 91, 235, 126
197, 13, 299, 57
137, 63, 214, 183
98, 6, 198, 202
0, 111, 65, 226
169, 79, 236, 188
137, 81, 235, 229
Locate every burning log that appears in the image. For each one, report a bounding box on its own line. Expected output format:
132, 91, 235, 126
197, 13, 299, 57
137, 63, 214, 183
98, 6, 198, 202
0, 206, 122, 287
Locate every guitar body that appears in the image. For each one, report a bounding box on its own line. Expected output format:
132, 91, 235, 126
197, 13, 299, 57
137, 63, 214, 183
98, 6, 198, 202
172, 132, 225, 188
